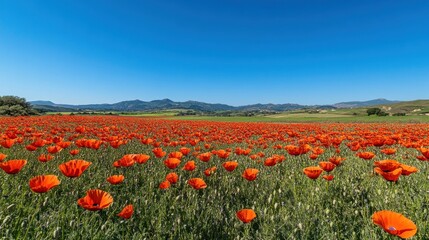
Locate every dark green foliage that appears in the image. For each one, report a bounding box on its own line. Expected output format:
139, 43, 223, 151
0, 96, 38, 116
366, 108, 381, 116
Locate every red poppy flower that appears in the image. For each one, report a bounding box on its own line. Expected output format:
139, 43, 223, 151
303, 166, 323, 180
236, 209, 256, 223
381, 148, 397, 155
374, 160, 401, 172
29, 175, 60, 193
374, 167, 402, 182
166, 172, 179, 184
204, 166, 217, 177
197, 152, 212, 162
179, 147, 191, 156
47, 145, 63, 154
0, 153, 7, 162
357, 151, 375, 160
107, 175, 125, 185
0, 159, 27, 174
399, 164, 418, 176
168, 151, 183, 159
117, 204, 133, 219
222, 161, 238, 172
242, 168, 259, 181
152, 148, 166, 158
182, 161, 196, 171
77, 189, 113, 211
117, 155, 135, 167
264, 157, 277, 166
69, 149, 80, 156
25, 144, 38, 151
38, 154, 54, 163
0, 139, 15, 148
159, 180, 171, 189
419, 147, 429, 159
59, 159, 92, 178
216, 150, 230, 159
323, 175, 334, 181
372, 210, 417, 239
329, 156, 346, 166
134, 154, 150, 164
319, 162, 336, 172
164, 158, 181, 169
187, 178, 207, 190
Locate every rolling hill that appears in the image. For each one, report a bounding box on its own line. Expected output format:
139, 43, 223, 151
30, 98, 407, 113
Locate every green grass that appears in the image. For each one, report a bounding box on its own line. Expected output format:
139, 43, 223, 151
0, 116, 428, 239
169, 114, 429, 123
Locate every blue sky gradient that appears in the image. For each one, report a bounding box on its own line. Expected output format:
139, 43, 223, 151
1, 0, 428, 105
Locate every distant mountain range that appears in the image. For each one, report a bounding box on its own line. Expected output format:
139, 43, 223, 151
333, 98, 400, 108
30, 98, 401, 112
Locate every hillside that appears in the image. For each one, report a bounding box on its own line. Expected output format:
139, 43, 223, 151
29, 98, 403, 113
376, 100, 429, 115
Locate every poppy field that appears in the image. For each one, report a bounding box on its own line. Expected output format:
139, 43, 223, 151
1, 115, 429, 239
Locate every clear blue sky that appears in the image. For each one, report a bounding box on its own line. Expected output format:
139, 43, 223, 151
1, 0, 428, 106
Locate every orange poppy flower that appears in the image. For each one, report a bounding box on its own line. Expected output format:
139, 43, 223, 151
117, 154, 135, 167
204, 166, 217, 177
198, 152, 212, 162
303, 166, 323, 180
0, 139, 15, 148
77, 189, 113, 211
236, 209, 256, 223
357, 151, 375, 160
419, 147, 429, 159
329, 156, 346, 166
179, 147, 191, 156
323, 175, 334, 181
187, 178, 207, 190
38, 154, 54, 163
69, 149, 80, 156
0, 153, 7, 162
318, 162, 336, 172
381, 148, 397, 155
107, 175, 125, 185
216, 150, 230, 159
374, 160, 401, 172
222, 161, 238, 172
159, 180, 171, 189
29, 175, 60, 193
264, 157, 277, 166
0, 159, 27, 174
25, 144, 38, 151
168, 151, 183, 159
166, 172, 179, 184
182, 161, 196, 171
374, 167, 402, 182
59, 159, 92, 178
113, 161, 121, 168
152, 148, 166, 158
399, 164, 418, 176
372, 210, 417, 239
117, 204, 133, 219
56, 141, 71, 149
164, 158, 181, 169
47, 145, 63, 154
242, 168, 259, 181
134, 154, 150, 164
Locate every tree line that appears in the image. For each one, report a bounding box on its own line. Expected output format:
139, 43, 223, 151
0, 96, 38, 116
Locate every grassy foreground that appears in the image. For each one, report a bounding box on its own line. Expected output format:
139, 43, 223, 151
0, 116, 428, 239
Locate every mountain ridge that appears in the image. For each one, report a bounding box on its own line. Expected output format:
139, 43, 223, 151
30, 98, 404, 112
